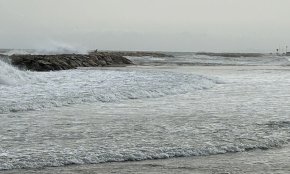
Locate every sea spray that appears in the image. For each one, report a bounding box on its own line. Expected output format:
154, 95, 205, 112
2, 41, 89, 56
33, 40, 89, 55
0, 58, 34, 85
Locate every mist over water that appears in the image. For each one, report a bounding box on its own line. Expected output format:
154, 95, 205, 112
34, 40, 89, 55
1, 41, 89, 56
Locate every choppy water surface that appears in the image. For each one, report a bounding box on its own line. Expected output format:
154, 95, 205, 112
0, 61, 218, 113
1, 54, 290, 173
128, 53, 290, 66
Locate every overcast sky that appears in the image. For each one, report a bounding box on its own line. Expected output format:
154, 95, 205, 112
0, 0, 289, 52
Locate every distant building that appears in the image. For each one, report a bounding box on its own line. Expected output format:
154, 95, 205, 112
287, 52, 290, 56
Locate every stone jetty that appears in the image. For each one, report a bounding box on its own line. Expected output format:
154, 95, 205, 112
8, 52, 133, 71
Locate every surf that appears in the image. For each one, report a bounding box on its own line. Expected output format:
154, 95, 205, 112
0, 57, 34, 86
0, 66, 220, 113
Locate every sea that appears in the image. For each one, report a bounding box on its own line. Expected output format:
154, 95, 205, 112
0, 51, 290, 173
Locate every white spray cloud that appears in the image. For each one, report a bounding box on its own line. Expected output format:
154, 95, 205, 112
34, 40, 89, 55
2, 40, 90, 55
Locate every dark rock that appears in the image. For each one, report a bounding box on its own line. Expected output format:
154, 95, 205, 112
99, 60, 107, 66
9, 53, 133, 71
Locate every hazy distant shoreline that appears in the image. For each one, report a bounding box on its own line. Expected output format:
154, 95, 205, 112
195, 52, 265, 57
0, 49, 267, 57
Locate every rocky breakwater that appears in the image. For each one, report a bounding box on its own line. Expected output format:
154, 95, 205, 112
9, 53, 133, 71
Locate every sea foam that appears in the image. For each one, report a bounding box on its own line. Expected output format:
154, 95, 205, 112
0, 58, 35, 86
0, 58, 220, 113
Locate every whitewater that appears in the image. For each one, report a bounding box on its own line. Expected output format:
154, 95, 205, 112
0, 58, 218, 114
1, 53, 290, 173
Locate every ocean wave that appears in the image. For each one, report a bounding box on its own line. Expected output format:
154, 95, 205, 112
0, 57, 36, 86
128, 53, 290, 66
0, 137, 287, 170
0, 59, 221, 113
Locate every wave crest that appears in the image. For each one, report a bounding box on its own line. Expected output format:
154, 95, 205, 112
0, 67, 220, 113
0, 58, 34, 86
0, 137, 286, 170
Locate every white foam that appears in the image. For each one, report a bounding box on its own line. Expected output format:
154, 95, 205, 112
0, 137, 286, 170
0, 64, 219, 113
0, 58, 34, 86
1, 62, 290, 171
128, 53, 290, 66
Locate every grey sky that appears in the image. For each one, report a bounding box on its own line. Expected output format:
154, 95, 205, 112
0, 0, 289, 52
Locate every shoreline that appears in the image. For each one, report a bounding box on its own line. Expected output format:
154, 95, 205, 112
2, 144, 289, 174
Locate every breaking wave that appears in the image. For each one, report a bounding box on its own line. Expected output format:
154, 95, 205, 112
0, 59, 221, 113
0, 58, 35, 86
0, 135, 287, 170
